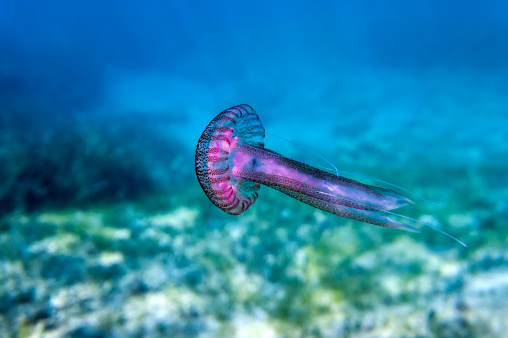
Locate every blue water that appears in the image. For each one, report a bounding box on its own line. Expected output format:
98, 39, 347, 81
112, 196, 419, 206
1, 1, 507, 336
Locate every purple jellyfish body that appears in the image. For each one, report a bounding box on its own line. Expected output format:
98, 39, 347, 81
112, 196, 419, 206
196, 104, 466, 246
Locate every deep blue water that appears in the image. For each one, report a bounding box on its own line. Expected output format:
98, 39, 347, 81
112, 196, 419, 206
2, 0, 507, 125
1, 1, 508, 336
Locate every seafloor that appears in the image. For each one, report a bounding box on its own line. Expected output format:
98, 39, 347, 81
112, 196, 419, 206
1, 66, 507, 337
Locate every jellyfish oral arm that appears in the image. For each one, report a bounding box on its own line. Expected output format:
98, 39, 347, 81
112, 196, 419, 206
228, 142, 420, 231
230, 142, 411, 209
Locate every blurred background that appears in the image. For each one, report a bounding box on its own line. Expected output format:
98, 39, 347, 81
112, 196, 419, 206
1, 0, 507, 336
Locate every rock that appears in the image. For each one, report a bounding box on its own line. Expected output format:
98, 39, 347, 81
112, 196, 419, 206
469, 248, 508, 272
15, 286, 36, 304
455, 299, 468, 311
122, 275, 149, 295
184, 268, 202, 287
429, 312, 472, 338
141, 263, 171, 290
332, 316, 349, 336
25, 303, 53, 324
67, 324, 106, 338
87, 251, 126, 281
361, 312, 377, 331
41, 254, 85, 284
0, 292, 10, 314
87, 263, 125, 281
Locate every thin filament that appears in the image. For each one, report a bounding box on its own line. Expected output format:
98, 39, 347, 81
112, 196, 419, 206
266, 131, 340, 177
316, 191, 467, 247
322, 167, 442, 207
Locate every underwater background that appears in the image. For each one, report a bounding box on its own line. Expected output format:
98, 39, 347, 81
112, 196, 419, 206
1, 0, 507, 337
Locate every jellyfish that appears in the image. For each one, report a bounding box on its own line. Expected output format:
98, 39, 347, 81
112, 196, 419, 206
195, 104, 466, 246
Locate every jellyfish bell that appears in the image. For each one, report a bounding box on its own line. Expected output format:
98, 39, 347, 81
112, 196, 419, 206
195, 104, 467, 247
195, 104, 264, 215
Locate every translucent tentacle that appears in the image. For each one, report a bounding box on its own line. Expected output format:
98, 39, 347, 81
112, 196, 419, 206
331, 169, 441, 206
268, 132, 441, 206
266, 131, 340, 177
317, 191, 467, 247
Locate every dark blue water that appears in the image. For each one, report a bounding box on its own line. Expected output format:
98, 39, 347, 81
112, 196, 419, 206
1, 1, 507, 336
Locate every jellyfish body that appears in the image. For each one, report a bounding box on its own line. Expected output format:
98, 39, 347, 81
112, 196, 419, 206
195, 105, 462, 243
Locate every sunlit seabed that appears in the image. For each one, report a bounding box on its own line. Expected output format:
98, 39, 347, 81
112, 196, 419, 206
1, 150, 507, 336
